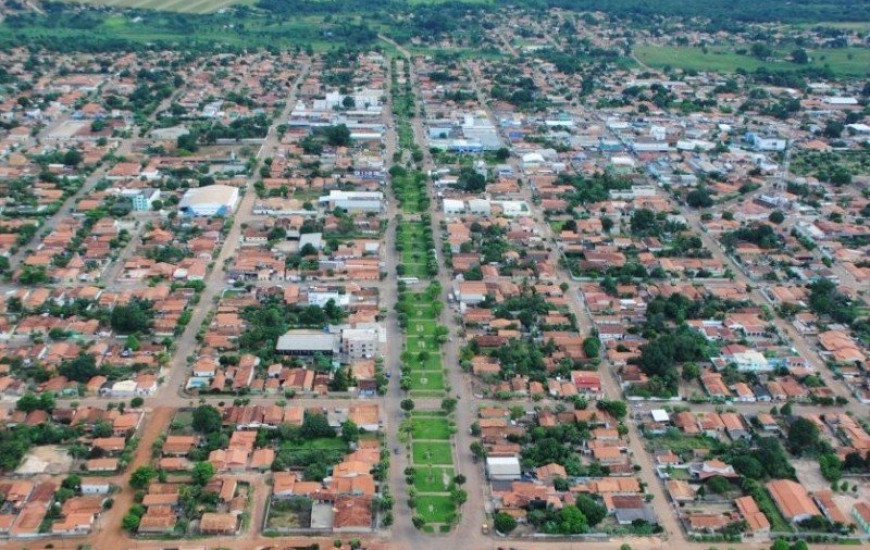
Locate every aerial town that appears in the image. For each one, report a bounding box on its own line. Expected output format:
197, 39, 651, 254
0, 2, 867, 550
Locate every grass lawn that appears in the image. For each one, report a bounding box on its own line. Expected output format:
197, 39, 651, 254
412, 441, 454, 465
407, 319, 438, 336
413, 467, 455, 493
412, 416, 452, 440
415, 495, 455, 524
299, 438, 349, 451
635, 45, 766, 73
635, 44, 870, 77
404, 336, 437, 352
408, 370, 446, 391
402, 350, 443, 371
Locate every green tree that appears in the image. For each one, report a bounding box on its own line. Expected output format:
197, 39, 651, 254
129, 466, 157, 490
341, 420, 359, 444
192, 405, 222, 434
59, 352, 99, 383
122, 513, 140, 531
494, 511, 517, 533
787, 417, 820, 456
192, 461, 215, 485
301, 411, 334, 440
574, 494, 606, 526
441, 398, 457, 414
558, 504, 588, 534
768, 210, 785, 224
819, 453, 842, 482
582, 337, 600, 358
400, 399, 415, 413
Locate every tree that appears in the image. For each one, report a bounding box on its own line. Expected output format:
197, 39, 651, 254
630, 208, 657, 236
768, 210, 785, 224
596, 399, 627, 420
400, 399, 415, 413
192, 405, 222, 434
707, 475, 732, 495
791, 48, 809, 64
122, 513, 140, 531
823, 120, 844, 139
686, 188, 713, 208
301, 411, 334, 440
59, 352, 98, 383
575, 494, 606, 526
787, 417, 820, 456
130, 397, 144, 408
341, 420, 359, 444
681, 362, 700, 381
470, 441, 487, 460
558, 504, 589, 534
323, 124, 351, 147
750, 43, 773, 60
494, 511, 517, 533
129, 466, 157, 490
110, 300, 153, 333
441, 398, 457, 414
583, 337, 600, 358
62, 148, 83, 167
304, 461, 328, 481
819, 453, 842, 482
192, 461, 215, 485
177, 132, 198, 152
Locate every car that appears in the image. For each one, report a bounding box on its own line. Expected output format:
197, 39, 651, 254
393, 447, 400, 455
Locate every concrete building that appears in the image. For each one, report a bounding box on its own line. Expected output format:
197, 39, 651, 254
179, 185, 239, 216
341, 328, 378, 360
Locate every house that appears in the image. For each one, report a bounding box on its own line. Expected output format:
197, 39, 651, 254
767, 479, 821, 524
80, 478, 111, 495
199, 512, 238, 535
690, 459, 737, 480
852, 502, 870, 533
735, 496, 770, 537
332, 495, 372, 532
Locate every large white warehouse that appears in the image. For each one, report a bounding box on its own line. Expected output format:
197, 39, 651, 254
179, 185, 240, 216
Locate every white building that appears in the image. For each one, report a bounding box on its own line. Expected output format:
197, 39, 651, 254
341, 328, 379, 360
486, 456, 522, 481
319, 190, 384, 213
179, 185, 239, 216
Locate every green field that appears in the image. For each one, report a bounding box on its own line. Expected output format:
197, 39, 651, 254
415, 495, 456, 524
412, 441, 453, 465
412, 416, 452, 440
635, 45, 870, 77
413, 467, 455, 493
408, 370, 446, 392
71, 0, 255, 13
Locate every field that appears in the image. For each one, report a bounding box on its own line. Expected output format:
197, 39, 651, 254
412, 441, 453, 465
70, 0, 255, 13
635, 45, 870, 77
414, 495, 456, 524
411, 415, 452, 440
413, 467, 455, 492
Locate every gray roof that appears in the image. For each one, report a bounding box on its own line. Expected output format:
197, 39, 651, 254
276, 332, 337, 352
